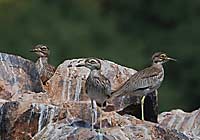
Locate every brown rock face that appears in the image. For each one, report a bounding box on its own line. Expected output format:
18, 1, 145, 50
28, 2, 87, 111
0, 92, 52, 140
0, 52, 43, 100
159, 109, 200, 139
46, 59, 137, 104
46, 58, 158, 122
32, 113, 190, 140
0, 55, 198, 140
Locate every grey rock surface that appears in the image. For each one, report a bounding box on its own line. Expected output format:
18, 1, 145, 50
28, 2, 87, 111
0, 55, 198, 140
0, 52, 43, 100
159, 109, 200, 140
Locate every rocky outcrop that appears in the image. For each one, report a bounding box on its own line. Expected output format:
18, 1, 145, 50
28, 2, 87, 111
46, 58, 158, 122
159, 109, 200, 139
0, 52, 43, 100
46, 58, 137, 105
0, 53, 199, 140
32, 113, 190, 140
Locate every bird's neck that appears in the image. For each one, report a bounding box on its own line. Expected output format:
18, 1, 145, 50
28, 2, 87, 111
152, 62, 163, 67
89, 69, 100, 77
36, 57, 49, 68
152, 62, 164, 73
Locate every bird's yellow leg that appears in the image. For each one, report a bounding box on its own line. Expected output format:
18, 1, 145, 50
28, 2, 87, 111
141, 96, 146, 121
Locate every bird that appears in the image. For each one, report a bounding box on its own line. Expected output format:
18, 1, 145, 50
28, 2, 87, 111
30, 44, 56, 84
110, 52, 176, 121
76, 58, 112, 132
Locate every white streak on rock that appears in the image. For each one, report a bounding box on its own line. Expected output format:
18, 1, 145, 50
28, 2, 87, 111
67, 80, 72, 101
61, 76, 67, 102
38, 104, 46, 132
74, 77, 82, 101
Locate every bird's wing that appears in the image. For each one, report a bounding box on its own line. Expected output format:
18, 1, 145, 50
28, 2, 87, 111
94, 74, 112, 97
86, 72, 111, 98
48, 64, 56, 72
131, 66, 162, 89
41, 64, 56, 83
110, 66, 162, 98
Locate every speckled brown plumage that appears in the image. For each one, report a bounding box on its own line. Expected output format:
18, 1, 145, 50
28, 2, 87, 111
31, 44, 55, 84
111, 52, 175, 98
110, 52, 176, 120
110, 63, 164, 98
76, 58, 111, 132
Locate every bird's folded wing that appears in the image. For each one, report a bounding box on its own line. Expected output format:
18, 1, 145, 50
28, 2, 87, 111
91, 75, 112, 97
110, 66, 161, 99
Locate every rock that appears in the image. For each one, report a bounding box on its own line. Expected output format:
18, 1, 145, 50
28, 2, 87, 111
0, 101, 19, 140
0, 55, 198, 140
0, 92, 53, 140
0, 98, 9, 106
46, 58, 159, 122
46, 58, 137, 104
1, 98, 195, 140
0, 52, 43, 100
159, 109, 200, 139
32, 112, 190, 140
0, 91, 92, 139
33, 122, 97, 140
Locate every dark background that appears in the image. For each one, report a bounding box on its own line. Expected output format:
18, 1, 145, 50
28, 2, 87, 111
0, 0, 199, 112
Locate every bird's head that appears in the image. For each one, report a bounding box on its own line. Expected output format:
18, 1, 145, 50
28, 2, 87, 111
30, 44, 49, 57
152, 52, 176, 64
76, 58, 101, 70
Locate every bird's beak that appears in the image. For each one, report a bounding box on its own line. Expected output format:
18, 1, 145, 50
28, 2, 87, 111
30, 48, 39, 52
166, 57, 177, 61
68, 63, 85, 68
75, 63, 86, 67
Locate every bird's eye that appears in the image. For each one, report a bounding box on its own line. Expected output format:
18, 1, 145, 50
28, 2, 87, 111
90, 60, 96, 64
41, 46, 47, 50
160, 54, 166, 58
